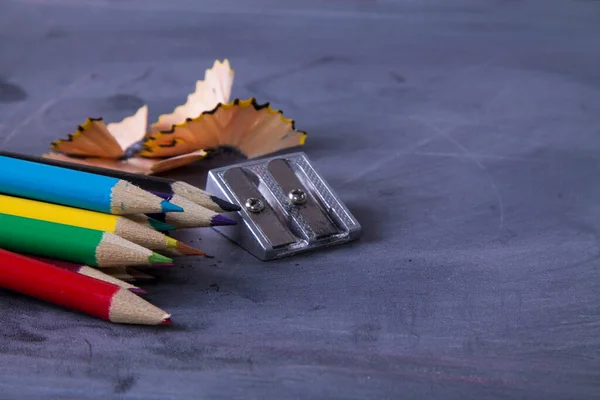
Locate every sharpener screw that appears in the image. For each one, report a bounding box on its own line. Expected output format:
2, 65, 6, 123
245, 198, 264, 213
288, 189, 307, 205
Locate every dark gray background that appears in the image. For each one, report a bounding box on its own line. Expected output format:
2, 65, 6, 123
1, 0, 600, 398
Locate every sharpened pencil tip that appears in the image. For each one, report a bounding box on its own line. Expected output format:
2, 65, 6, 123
129, 288, 148, 295
160, 318, 172, 326
210, 195, 241, 212
160, 200, 184, 213
210, 214, 237, 226
149, 252, 173, 264
126, 268, 155, 280
148, 219, 177, 231
176, 242, 206, 256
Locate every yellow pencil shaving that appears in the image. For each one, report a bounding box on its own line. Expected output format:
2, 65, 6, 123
299, 133, 308, 145
141, 138, 185, 154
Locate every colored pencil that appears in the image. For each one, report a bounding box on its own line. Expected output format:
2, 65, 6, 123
0, 213, 172, 267
159, 246, 200, 258
0, 150, 241, 212
0, 154, 183, 215
147, 195, 237, 229
0, 249, 170, 325
29, 256, 147, 295
103, 267, 156, 282
125, 214, 176, 231
151, 182, 240, 212
0, 194, 204, 255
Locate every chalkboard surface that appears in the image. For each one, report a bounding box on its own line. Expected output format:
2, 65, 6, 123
1, 1, 599, 399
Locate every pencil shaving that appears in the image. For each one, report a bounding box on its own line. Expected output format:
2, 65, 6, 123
44, 59, 306, 175
141, 98, 307, 160
149, 59, 234, 135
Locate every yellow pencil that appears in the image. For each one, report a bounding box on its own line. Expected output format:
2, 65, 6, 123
0, 194, 204, 256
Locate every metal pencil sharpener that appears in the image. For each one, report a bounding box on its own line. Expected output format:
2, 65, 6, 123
206, 152, 362, 260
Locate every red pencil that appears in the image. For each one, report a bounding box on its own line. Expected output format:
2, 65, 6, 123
29, 255, 147, 295
0, 249, 171, 325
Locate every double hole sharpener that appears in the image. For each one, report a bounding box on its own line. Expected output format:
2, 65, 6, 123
206, 152, 362, 260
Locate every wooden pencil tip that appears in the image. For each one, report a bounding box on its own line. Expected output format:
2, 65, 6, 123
176, 242, 206, 256
129, 288, 148, 295
108, 289, 172, 325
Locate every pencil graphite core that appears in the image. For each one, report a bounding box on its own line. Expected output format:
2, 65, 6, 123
170, 181, 241, 212
176, 241, 206, 256
149, 252, 171, 264
147, 195, 237, 228
159, 242, 206, 257
147, 218, 177, 231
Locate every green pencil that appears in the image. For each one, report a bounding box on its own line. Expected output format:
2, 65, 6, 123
0, 213, 172, 268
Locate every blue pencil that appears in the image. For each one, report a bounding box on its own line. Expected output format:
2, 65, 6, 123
0, 156, 183, 215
